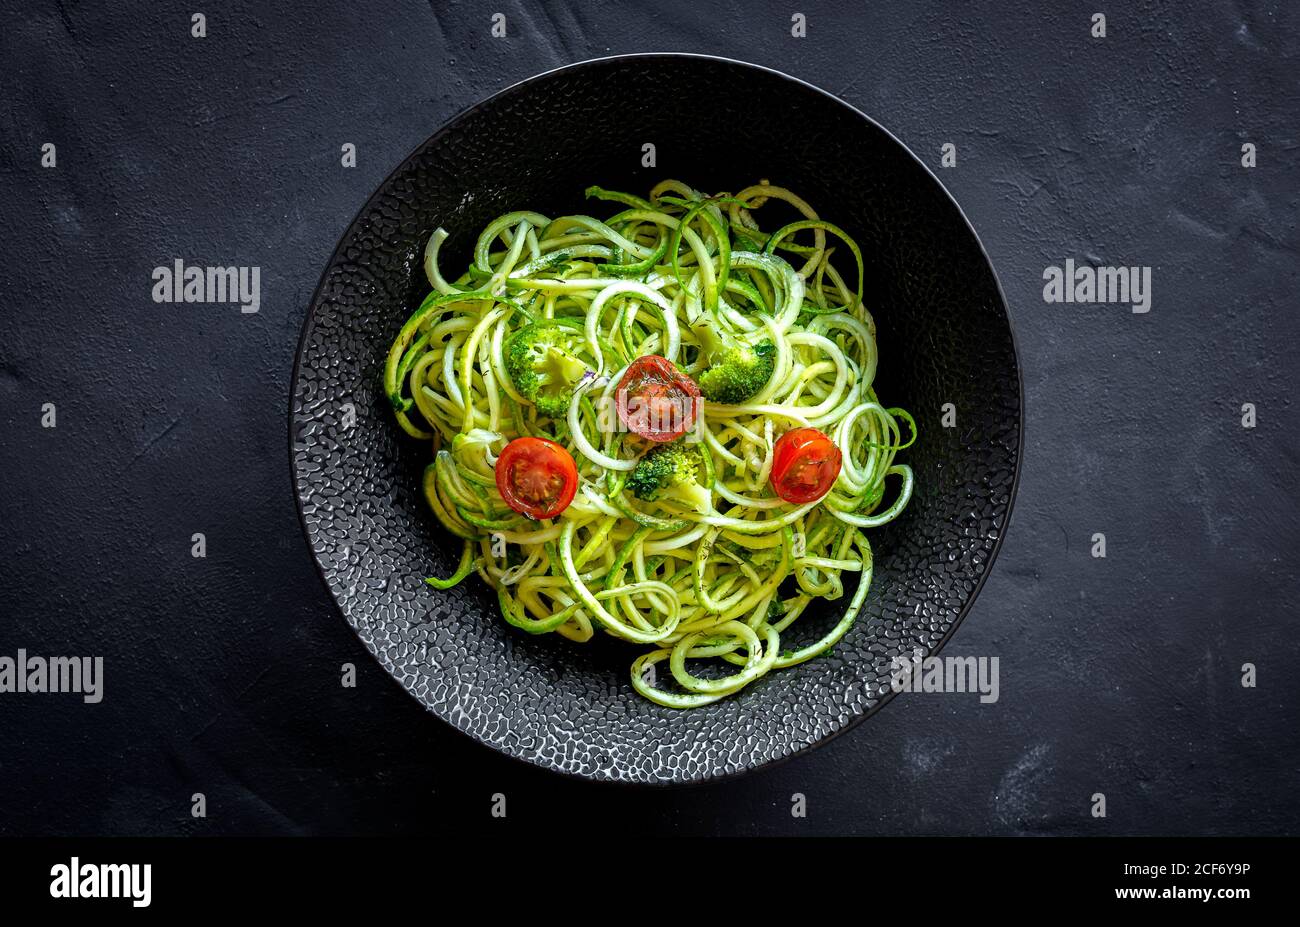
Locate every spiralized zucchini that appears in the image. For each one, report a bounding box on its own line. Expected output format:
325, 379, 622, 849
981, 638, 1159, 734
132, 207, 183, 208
385, 180, 915, 707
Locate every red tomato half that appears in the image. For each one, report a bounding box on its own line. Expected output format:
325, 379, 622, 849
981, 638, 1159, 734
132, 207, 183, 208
495, 437, 579, 519
616, 355, 702, 443
770, 428, 842, 503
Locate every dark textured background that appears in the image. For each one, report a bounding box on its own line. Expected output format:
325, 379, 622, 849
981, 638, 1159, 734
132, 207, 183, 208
1, 0, 1297, 834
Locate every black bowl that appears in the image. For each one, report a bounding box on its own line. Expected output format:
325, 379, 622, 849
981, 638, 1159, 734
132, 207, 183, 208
290, 54, 1021, 785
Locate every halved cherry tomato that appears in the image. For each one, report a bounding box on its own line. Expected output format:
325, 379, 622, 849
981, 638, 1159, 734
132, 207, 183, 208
616, 355, 701, 443
770, 428, 842, 503
495, 437, 578, 519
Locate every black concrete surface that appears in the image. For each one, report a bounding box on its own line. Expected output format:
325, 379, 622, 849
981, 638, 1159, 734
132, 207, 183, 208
1, 0, 1297, 835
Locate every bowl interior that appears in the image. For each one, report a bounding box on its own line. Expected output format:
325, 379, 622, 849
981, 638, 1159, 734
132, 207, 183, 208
291, 54, 1020, 784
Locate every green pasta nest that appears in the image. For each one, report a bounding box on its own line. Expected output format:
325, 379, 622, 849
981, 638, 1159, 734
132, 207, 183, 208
384, 180, 916, 707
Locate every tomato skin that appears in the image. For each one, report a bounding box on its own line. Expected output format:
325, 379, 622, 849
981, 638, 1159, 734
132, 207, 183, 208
770, 428, 842, 503
495, 437, 579, 519
616, 355, 702, 443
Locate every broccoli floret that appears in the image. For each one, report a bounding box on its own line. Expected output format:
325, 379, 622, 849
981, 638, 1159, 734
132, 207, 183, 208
505, 321, 590, 418
690, 319, 775, 405
624, 442, 713, 513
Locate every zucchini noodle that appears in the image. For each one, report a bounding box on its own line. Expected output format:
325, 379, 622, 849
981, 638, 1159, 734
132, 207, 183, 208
385, 180, 916, 708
